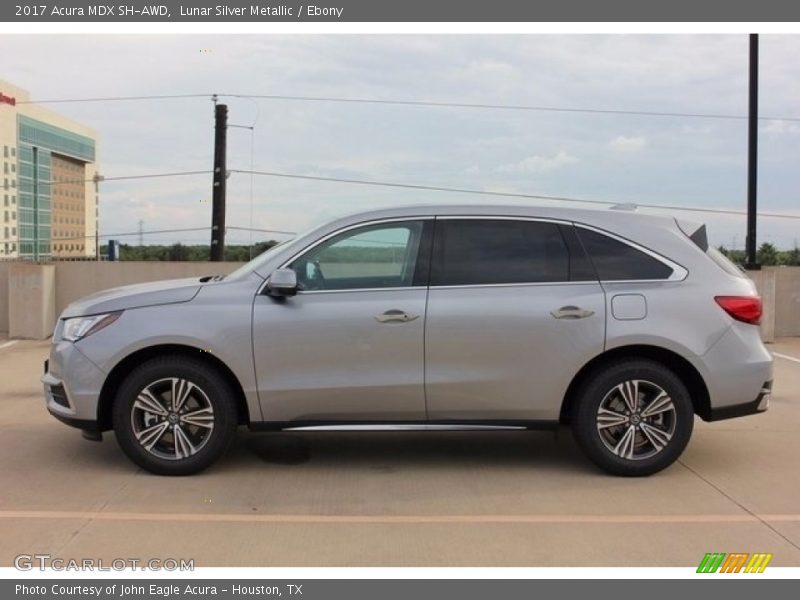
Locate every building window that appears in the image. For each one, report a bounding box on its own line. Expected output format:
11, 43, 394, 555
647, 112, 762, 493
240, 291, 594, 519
2, 146, 6, 158
12, 227, 16, 236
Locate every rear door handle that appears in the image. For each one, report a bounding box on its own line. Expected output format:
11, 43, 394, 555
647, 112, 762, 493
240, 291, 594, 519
375, 309, 419, 323
551, 306, 595, 320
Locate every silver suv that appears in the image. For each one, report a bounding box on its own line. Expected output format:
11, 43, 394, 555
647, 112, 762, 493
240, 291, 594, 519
42, 205, 773, 476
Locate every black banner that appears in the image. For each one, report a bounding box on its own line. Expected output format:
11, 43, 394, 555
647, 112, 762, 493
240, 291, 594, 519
4, 0, 800, 22
5, 579, 799, 600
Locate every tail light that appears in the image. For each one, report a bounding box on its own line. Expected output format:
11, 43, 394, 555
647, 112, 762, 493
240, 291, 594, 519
715, 296, 762, 325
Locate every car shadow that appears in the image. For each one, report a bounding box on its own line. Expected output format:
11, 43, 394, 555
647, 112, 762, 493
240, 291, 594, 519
226, 428, 596, 475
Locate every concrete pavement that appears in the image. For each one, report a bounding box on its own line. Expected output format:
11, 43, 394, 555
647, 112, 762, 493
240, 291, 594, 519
1, 337, 799, 567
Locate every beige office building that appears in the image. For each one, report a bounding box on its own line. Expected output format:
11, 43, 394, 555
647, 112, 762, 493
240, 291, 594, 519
0, 80, 99, 260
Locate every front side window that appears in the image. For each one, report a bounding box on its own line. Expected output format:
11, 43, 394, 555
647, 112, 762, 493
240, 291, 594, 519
431, 219, 572, 286
576, 227, 674, 281
290, 221, 426, 291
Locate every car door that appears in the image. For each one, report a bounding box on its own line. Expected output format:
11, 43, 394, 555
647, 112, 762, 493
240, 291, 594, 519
252, 218, 433, 422
424, 217, 606, 422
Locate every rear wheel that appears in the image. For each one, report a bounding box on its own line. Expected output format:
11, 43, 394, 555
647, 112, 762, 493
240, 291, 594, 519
112, 356, 238, 475
572, 359, 694, 476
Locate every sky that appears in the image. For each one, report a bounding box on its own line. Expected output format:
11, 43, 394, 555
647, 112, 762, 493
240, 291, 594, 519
1, 34, 799, 249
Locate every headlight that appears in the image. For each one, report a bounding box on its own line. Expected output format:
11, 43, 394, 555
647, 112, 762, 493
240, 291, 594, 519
61, 311, 123, 342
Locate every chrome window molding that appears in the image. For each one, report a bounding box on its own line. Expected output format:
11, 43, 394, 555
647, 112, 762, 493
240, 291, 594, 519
295, 286, 427, 296
436, 215, 572, 225
258, 213, 688, 295
430, 281, 600, 291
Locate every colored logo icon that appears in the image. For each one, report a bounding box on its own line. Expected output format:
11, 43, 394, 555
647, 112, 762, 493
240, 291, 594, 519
697, 553, 773, 573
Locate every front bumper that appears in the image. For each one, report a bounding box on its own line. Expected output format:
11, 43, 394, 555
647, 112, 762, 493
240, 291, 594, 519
41, 339, 107, 432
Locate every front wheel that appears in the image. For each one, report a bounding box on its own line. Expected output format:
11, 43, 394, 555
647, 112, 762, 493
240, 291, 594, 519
571, 359, 694, 476
112, 356, 238, 475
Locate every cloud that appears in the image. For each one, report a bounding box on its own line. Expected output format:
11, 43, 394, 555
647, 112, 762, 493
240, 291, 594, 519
2, 35, 800, 248
608, 135, 647, 152
762, 120, 800, 135
494, 151, 579, 175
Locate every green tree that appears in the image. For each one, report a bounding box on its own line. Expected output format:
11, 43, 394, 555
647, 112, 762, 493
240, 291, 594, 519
781, 247, 799, 266
757, 242, 779, 266
167, 243, 190, 262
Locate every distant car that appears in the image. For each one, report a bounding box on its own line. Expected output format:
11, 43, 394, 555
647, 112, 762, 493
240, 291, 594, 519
42, 204, 772, 476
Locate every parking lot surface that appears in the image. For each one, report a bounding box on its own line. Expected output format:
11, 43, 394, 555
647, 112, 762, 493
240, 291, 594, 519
1, 337, 799, 567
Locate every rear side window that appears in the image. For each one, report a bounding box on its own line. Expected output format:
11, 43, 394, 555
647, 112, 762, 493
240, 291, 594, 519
576, 227, 673, 281
431, 219, 572, 286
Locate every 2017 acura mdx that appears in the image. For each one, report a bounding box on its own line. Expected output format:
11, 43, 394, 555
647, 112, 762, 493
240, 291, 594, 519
42, 205, 773, 476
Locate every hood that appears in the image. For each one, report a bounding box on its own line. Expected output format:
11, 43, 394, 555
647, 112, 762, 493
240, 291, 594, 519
60, 277, 204, 319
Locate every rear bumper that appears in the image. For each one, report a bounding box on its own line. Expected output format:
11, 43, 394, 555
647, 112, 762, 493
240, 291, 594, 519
694, 322, 774, 421
706, 380, 772, 421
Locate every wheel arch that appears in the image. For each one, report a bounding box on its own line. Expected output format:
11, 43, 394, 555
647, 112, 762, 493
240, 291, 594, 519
97, 344, 251, 431
559, 345, 711, 424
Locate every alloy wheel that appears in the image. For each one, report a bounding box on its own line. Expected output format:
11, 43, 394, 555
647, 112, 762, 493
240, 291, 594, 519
130, 377, 215, 461
595, 379, 676, 461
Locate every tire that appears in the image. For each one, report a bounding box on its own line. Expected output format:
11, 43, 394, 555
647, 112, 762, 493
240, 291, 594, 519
571, 359, 694, 476
112, 356, 238, 476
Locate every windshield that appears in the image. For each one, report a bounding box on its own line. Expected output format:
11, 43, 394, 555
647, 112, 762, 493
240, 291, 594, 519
224, 238, 295, 281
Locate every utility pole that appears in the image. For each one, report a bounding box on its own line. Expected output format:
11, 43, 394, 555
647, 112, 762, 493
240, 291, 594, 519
745, 33, 760, 270
210, 103, 228, 262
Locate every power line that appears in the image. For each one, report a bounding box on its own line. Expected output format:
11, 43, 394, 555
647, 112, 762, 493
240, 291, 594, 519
226, 93, 800, 123
16, 94, 210, 104
2, 170, 212, 191
48, 225, 295, 243
230, 168, 800, 221
10, 163, 800, 224
51, 227, 212, 242
228, 225, 297, 236
15, 91, 800, 123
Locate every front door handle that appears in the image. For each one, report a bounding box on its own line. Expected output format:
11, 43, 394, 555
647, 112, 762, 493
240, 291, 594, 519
551, 306, 595, 320
375, 309, 419, 323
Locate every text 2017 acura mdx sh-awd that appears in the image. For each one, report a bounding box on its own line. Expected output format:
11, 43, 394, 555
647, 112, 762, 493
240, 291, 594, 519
42, 205, 773, 476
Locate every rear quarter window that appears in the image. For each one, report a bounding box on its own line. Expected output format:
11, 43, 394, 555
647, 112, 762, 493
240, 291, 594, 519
576, 228, 674, 281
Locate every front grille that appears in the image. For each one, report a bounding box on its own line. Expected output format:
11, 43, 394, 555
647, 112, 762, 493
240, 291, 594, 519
50, 384, 70, 408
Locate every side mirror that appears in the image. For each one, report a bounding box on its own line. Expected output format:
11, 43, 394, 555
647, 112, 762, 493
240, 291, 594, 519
266, 268, 298, 297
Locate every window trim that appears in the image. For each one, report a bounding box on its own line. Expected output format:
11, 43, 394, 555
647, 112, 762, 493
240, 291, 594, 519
430, 215, 605, 289
260, 216, 435, 295
574, 223, 688, 283
259, 214, 688, 294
